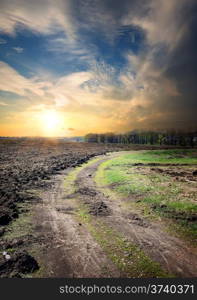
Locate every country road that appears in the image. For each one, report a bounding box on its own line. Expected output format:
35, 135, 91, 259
33, 152, 197, 277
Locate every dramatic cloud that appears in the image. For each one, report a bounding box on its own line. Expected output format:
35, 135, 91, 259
0, 61, 45, 96
0, 0, 196, 136
0, 0, 70, 35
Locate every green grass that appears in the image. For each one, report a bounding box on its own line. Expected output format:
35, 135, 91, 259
141, 149, 197, 164
106, 149, 197, 165
95, 150, 197, 243
3, 203, 33, 241
165, 201, 197, 213
77, 206, 172, 278
167, 221, 197, 244
145, 149, 197, 157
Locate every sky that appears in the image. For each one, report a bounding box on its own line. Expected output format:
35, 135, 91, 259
0, 0, 196, 137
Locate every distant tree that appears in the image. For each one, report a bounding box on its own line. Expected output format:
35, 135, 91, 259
85, 129, 197, 146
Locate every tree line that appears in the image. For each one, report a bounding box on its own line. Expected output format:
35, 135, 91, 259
84, 130, 197, 147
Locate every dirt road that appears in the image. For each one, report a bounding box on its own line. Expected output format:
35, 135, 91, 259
34, 166, 120, 277
32, 151, 197, 277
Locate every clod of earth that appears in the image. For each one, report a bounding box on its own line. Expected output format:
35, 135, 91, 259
128, 213, 149, 228
88, 201, 111, 216
0, 209, 13, 225
0, 250, 39, 278
55, 206, 74, 214
78, 187, 97, 197
0, 228, 5, 236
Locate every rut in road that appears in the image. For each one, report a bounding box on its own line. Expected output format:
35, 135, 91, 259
34, 158, 121, 278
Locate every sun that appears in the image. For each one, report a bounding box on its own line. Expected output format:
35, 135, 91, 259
39, 109, 63, 136
42, 110, 59, 130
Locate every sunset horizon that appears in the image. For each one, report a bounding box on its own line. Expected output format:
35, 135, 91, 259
0, 0, 197, 137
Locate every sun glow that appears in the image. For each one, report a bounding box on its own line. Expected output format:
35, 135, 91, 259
39, 109, 64, 136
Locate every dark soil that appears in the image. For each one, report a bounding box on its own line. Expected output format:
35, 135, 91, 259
151, 204, 197, 223
88, 201, 111, 216
0, 250, 39, 278
77, 187, 97, 197
0, 138, 129, 229
55, 206, 74, 214
77, 187, 111, 216
128, 213, 149, 227
151, 167, 197, 181
0, 139, 132, 277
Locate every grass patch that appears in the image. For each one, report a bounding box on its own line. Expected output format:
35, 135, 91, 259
166, 222, 197, 245
95, 150, 197, 244
143, 195, 197, 214
145, 149, 197, 158
76, 206, 172, 278
108, 149, 197, 165
3, 203, 33, 241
